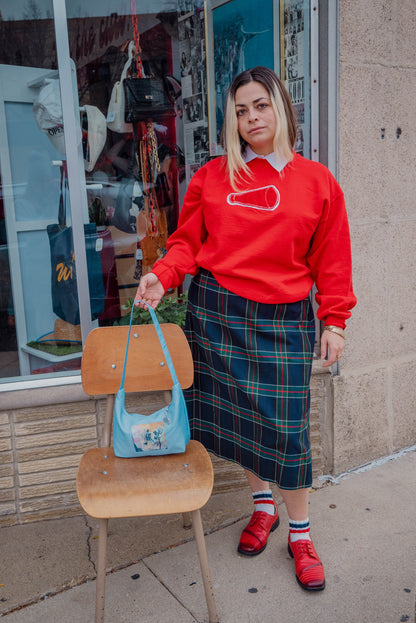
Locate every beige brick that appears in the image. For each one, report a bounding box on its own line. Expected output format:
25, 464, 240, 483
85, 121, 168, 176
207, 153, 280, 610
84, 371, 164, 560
0, 515, 18, 527
211, 454, 247, 494
0, 439, 11, 452
0, 413, 9, 426
0, 464, 13, 478
310, 389, 321, 400
0, 426, 10, 439
124, 393, 166, 411
20, 491, 79, 513
0, 476, 14, 490
312, 463, 324, 478
310, 420, 320, 433
0, 451, 13, 466
20, 479, 76, 499
13, 401, 96, 423
20, 505, 83, 524
17, 441, 96, 463
0, 500, 17, 518
0, 489, 15, 502
14, 414, 97, 437
16, 427, 97, 450
312, 457, 324, 471
19, 454, 83, 474
19, 467, 77, 487
310, 396, 322, 408
311, 435, 321, 447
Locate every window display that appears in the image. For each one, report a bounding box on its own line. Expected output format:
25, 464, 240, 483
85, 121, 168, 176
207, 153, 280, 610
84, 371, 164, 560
0, 1, 191, 380
0, 0, 312, 383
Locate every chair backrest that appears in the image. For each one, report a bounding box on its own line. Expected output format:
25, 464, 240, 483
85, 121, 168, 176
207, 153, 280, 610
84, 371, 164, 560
81, 323, 193, 396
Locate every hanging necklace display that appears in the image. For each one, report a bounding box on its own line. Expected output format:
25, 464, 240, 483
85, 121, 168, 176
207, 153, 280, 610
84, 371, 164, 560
128, 0, 168, 277
138, 122, 168, 275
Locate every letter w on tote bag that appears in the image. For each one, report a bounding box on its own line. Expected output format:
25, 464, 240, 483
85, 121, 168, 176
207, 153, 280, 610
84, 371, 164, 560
47, 165, 105, 326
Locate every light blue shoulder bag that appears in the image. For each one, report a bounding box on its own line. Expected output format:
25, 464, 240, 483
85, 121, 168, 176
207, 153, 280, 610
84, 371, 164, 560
113, 301, 190, 458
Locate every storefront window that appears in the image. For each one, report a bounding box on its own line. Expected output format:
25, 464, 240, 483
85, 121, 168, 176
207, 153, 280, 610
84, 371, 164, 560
0, 1, 69, 381
0, 0, 312, 385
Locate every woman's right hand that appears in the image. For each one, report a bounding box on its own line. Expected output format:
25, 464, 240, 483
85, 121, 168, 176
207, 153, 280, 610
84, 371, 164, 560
134, 272, 165, 310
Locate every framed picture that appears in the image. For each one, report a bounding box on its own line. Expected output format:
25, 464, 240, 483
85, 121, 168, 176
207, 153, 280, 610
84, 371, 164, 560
179, 7, 210, 185
280, 0, 311, 158
205, 0, 280, 155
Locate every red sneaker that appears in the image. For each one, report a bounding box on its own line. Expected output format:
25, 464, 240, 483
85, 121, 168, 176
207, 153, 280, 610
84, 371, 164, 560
288, 538, 325, 591
238, 505, 279, 556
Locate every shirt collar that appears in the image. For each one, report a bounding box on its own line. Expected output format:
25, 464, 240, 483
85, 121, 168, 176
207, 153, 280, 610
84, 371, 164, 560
243, 146, 289, 172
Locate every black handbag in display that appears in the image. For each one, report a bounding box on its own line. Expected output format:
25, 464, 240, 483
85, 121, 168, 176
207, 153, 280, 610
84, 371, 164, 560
124, 76, 174, 122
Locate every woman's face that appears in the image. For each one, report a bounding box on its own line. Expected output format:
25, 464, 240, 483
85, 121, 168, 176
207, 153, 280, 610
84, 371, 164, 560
235, 81, 277, 156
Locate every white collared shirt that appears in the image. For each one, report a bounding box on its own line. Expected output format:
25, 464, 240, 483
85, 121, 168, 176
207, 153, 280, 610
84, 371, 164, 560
243, 146, 289, 173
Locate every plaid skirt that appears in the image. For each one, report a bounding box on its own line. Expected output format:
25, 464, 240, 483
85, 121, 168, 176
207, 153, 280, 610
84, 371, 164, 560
184, 269, 315, 490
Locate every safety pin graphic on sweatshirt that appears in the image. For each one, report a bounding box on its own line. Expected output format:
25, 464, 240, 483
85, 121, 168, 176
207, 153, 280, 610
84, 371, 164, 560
227, 185, 280, 211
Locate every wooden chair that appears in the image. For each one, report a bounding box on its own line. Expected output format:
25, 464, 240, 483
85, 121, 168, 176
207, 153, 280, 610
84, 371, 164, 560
76, 323, 219, 623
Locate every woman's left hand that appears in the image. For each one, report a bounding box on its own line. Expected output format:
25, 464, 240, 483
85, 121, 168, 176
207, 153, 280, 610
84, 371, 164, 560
320, 331, 345, 367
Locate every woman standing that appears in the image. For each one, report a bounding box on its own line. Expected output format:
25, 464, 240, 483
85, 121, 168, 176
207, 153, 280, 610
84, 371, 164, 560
136, 66, 356, 591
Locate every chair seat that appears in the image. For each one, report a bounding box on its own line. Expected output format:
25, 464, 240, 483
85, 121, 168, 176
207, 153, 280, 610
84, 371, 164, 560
76, 440, 214, 519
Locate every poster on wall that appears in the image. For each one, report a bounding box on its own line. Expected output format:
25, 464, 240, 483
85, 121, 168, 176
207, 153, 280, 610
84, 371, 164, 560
206, 0, 277, 155
178, 2, 210, 184
281, 0, 310, 157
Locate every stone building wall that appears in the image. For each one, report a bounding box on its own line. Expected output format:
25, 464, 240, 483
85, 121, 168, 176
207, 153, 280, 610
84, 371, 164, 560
334, 0, 416, 471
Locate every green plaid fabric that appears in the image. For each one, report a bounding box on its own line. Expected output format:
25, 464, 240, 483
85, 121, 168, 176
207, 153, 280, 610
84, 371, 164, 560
184, 269, 315, 489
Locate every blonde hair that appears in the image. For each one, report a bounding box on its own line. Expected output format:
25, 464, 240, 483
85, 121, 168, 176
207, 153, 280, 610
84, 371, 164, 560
220, 66, 297, 189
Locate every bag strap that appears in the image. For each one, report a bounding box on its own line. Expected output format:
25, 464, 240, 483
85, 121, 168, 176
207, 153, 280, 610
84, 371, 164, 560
120, 41, 135, 83
119, 300, 180, 390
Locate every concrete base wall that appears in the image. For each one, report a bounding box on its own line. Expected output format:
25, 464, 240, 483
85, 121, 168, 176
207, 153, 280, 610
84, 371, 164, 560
335, 0, 416, 471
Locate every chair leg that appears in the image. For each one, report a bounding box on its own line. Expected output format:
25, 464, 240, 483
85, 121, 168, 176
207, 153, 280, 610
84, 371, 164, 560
182, 511, 192, 529
192, 509, 220, 623
95, 518, 108, 623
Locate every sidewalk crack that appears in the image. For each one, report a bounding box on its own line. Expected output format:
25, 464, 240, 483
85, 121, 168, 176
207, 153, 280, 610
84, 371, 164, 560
84, 516, 97, 575
142, 560, 200, 622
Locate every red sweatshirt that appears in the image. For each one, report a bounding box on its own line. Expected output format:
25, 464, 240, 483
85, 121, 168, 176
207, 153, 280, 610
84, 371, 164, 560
152, 153, 356, 328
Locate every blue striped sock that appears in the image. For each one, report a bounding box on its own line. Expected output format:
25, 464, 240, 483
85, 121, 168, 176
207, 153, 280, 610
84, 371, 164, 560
252, 490, 275, 515
289, 517, 311, 542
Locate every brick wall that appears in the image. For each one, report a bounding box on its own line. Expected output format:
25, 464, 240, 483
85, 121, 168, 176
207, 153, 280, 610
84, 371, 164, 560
0, 365, 332, 526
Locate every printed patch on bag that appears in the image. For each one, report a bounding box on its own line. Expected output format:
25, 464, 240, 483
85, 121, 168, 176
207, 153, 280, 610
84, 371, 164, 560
131, 422, 167, 452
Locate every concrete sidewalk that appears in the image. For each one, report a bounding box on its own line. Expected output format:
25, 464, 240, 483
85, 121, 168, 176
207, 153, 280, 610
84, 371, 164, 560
0, 450, 415, 623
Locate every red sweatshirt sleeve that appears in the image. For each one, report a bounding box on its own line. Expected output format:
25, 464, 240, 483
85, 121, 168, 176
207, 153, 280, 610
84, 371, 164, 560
151, 166, 208, 291
306, 183, 356, 329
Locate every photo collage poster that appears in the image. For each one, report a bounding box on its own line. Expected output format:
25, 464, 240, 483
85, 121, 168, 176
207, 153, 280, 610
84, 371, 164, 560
178, 1, 210, 183
178, 0, 310, 177
282, 0, 310, 157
